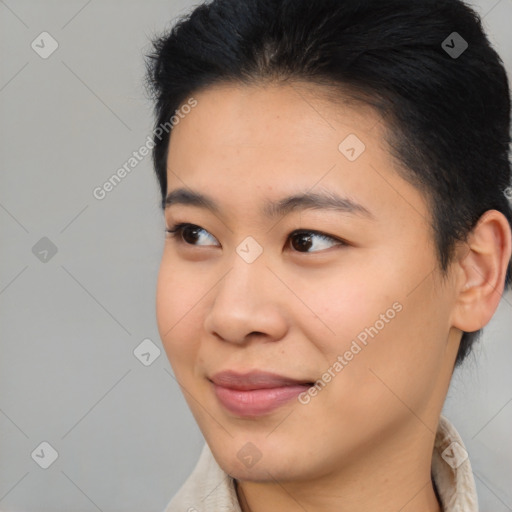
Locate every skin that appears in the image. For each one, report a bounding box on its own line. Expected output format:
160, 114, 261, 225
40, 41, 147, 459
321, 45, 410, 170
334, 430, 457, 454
156, 82, 511, 512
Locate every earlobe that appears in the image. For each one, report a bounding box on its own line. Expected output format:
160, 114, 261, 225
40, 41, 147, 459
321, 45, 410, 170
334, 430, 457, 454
451, 210, 512, 333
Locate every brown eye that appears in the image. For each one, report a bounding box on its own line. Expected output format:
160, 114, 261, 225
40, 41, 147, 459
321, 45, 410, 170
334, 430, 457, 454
289, 230, 345, 253
166, 223, 219, 246
181, 225, 201, 244
291, 232, 314, 252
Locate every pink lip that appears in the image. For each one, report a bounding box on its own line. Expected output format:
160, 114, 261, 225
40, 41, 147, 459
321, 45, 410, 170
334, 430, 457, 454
210, 370, 313, 416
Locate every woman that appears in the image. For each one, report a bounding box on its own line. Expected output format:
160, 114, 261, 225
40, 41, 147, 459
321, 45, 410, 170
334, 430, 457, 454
145, 0, 512, 510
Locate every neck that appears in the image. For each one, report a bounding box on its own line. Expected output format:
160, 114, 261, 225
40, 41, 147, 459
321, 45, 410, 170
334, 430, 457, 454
235, 421, 443, 512
237, 481, 441, 512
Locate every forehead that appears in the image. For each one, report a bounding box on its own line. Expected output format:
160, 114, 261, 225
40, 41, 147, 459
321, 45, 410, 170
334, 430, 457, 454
170, 82, 383, 151
165, 82, 430, 230
167, 82, 388, 184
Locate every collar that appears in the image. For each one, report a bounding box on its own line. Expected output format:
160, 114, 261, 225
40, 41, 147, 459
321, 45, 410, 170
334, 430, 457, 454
164, 414, 478, 512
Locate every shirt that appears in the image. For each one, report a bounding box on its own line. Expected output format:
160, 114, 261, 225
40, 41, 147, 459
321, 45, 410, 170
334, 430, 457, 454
163, 415, 478, 512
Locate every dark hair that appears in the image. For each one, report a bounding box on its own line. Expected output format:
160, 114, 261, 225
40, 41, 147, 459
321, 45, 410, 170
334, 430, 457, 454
145, 0, 512, 367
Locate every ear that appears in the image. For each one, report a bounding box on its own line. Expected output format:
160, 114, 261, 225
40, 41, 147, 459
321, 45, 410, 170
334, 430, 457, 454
451, 210, 512, 333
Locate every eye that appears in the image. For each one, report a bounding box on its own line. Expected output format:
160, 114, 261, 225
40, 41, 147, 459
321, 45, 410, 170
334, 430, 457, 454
166, 223, 219, 247
288, 230, 345, 253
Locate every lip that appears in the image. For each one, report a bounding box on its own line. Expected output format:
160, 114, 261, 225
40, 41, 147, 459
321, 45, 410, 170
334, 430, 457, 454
209, 370, 313, 416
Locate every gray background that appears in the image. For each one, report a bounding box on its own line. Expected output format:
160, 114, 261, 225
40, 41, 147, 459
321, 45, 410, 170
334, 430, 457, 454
0, 1, 511, 511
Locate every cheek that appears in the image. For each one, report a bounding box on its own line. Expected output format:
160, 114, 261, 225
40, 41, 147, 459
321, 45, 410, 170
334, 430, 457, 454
156, 249, 213, 323
284, 260, 400, 356
299, 249, 447, 396
307, 299, 445, 445
156, 254, 206, 369
337, 284, 448, 417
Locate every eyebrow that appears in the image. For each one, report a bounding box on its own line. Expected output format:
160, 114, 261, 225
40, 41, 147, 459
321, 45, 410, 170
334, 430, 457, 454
163, 187, 374, 220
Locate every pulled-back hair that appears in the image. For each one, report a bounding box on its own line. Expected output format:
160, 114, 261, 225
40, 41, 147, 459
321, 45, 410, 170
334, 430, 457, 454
145, 0, 512, 367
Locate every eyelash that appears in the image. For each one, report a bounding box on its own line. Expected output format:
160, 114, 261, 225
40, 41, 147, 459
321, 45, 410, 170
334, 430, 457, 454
165, 222, 347, 253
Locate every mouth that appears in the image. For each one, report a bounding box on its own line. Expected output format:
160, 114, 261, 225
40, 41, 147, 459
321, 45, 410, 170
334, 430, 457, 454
209, 370, 315, 416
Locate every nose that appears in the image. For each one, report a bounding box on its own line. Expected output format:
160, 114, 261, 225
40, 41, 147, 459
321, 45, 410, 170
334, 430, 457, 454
203, 252, 288, 345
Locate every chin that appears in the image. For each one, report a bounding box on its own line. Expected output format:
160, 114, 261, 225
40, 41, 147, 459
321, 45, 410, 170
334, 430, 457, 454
207, 440, 311, 483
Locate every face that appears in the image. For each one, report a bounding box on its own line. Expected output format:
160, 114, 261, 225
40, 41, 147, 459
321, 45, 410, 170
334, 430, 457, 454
156, 82, 461, 482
